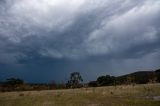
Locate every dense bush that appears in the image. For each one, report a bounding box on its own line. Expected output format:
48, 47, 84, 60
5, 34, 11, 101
97, 75, 115, 86
88, 81, 98, 87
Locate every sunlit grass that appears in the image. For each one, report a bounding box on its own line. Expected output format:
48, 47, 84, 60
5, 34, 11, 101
0, 83, 160, 106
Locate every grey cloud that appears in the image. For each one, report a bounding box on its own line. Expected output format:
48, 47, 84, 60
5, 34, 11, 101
86, 1, 160, 55
0, 0, 160, 82
0, 0, 160, 60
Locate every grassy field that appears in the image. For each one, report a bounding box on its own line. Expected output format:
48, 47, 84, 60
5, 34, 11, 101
0, 84, 160, 106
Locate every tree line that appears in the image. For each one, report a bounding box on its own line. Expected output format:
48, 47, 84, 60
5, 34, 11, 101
0, 69, 160, 92
0, 72, 83, 92
88, 69, 160, 87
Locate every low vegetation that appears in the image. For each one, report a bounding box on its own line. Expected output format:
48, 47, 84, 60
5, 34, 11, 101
0, 69, 160, 92
0, 84, 160, 106
0, 69, 160, 105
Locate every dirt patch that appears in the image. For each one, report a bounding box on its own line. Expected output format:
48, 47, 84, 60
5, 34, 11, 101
88, 104, 101, 106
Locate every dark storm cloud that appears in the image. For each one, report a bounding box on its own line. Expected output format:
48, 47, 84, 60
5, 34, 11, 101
0, 0, 160, 82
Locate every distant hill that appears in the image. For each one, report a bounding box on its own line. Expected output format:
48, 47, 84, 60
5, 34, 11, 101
155, 69, 160, 73
117, 70, 157, 84
155, 69, 160, 82
89, 68, 160, 87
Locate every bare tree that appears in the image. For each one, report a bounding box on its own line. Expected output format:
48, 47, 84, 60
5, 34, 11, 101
66, 72, 83, 88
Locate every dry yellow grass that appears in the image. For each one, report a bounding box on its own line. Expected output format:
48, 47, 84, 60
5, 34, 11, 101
0, 83, 160, 106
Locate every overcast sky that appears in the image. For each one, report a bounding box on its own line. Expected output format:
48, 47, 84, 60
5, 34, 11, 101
0, 0, 160, 83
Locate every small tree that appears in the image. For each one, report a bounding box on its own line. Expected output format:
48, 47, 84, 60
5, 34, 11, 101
88, 81, 98, 87
67, 72, 83, 88
5, 78, 24, 85
4, 77, 25, 91
148, 72, 157, 83
97, 75, 115, 86
155, 69, 160, 82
